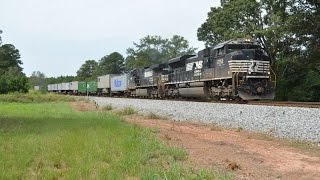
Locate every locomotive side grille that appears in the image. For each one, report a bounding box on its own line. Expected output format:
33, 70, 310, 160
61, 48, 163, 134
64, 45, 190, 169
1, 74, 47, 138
229, 60, 270, 74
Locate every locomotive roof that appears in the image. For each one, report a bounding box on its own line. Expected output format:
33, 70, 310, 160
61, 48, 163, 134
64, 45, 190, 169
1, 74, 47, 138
213, 38, 259, 50
168, 55, 196, 64
149, 63, 166, 70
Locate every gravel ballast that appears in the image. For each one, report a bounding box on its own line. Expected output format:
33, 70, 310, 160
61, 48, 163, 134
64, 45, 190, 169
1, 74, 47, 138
91, 97, 320, 142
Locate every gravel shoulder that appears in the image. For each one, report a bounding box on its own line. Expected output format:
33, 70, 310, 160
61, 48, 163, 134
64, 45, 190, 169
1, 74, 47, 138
126, 115, 320, 180
91, 97, 320, 142
89, 97, 320, 179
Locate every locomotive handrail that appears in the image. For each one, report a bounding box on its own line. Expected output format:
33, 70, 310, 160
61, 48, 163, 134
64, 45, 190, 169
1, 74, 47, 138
232, 63, 245, 96
270, 67, 277, 88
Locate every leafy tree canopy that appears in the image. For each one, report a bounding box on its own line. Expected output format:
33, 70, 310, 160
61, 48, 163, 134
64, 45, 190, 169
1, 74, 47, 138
96, 52, 124, 76
198, 0, 320, 101
126, 35, 197, 69
76, 60, 98, 81
0, 32, 28, 94
0, 44, 23, 75
29, 71, 46, 87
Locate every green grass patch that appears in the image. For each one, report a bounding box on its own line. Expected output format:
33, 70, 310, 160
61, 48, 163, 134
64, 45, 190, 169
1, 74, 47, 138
0, 102, 233, 179
117, 106, 136, 115
0, 91, 75, 103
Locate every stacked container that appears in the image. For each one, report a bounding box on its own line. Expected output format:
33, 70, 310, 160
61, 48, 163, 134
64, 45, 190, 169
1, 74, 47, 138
111, 74, 128, 92
86, 81, 97, 93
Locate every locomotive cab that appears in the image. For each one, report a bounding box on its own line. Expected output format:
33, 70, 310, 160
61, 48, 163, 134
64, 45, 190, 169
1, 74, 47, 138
226, 39, 276, 100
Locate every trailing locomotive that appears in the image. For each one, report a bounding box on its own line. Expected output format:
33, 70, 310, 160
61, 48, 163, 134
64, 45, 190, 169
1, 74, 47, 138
48, 38, 276, 101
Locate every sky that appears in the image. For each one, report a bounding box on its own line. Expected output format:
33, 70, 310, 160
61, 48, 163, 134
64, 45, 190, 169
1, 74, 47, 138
0, 0, 220, 77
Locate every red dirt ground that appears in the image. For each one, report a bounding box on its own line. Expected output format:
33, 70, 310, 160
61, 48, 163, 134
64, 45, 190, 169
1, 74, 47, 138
126, 116, 320, 180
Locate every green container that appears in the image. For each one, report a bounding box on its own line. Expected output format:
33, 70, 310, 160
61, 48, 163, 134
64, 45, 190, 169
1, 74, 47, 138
78, 81, 87, 93
86, 81, 97, 92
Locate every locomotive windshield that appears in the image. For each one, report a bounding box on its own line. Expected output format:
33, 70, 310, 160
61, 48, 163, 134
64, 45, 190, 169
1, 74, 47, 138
227, 44, 260, 53
228, 44, 270, 61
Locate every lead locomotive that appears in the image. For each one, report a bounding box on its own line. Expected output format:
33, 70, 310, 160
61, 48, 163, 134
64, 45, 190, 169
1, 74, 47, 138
129, 38, 276, 100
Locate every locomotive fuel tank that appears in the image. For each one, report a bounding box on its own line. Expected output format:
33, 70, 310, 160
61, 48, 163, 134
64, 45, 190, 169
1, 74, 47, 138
178, 87, 208, 97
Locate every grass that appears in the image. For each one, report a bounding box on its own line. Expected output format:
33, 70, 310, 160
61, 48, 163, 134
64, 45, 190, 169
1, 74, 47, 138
117, 106, 136, 115
100, 104, 113, 111
0, 91, 75, 103
0, 99, 233, 179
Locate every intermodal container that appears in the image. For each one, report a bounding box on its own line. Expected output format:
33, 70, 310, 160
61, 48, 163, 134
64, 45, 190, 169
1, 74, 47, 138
61, 83, 70, 91
78, 81, 87, 93
86, 81, 97, 92
97, 74, 117, 89
70, 81, 79, 91
57, 83, 63, 91
111, 74, 128, 92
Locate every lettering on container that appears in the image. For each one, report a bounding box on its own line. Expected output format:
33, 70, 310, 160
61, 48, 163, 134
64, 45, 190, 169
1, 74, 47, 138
114, 80, 122, 87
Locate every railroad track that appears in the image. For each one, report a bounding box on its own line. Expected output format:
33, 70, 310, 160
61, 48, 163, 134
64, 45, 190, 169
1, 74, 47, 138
248, 101, 320, 108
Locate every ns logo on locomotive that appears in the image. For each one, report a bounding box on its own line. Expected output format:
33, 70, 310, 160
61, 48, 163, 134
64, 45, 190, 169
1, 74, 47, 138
48, 38, 276, 101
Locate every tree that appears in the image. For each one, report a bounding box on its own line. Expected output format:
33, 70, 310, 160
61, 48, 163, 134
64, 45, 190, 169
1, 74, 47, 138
96, 52, 124, 76
0, 44, 23, 75
197, 0, 291, 65
0, 40, 28, 94
126, 35, 196, 69
198, 0, 320, 101
76, 60, 98, 80
166, 35, 198, 58
0, 66, 29, 93
278, 0, 320, 101
29, 71, 46, 87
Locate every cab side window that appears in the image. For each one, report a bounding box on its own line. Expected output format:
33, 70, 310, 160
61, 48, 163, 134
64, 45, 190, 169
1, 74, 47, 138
215, 47, 225, 57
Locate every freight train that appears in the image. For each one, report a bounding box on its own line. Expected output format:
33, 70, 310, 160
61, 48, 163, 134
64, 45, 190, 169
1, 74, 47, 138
48, 38, 276, 101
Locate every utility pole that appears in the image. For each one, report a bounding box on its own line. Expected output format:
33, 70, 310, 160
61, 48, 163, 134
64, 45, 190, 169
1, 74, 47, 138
87, 83, 89, 100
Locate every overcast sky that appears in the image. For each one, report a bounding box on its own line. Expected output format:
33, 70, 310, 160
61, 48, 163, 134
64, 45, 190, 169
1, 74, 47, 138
0, 0, 220, 77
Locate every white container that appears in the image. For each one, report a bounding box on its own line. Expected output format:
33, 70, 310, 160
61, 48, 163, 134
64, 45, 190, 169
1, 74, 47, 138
57, 83, 63, 91
52, 84, 56, 91
53, 84, 58, 91
70, 81, 78, 91
111, 74, 128, 92
61, 82, 71, 91
98, 74, 117, 89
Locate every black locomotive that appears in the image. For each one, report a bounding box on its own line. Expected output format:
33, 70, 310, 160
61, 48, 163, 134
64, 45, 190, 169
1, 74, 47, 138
129, 38, 276, 100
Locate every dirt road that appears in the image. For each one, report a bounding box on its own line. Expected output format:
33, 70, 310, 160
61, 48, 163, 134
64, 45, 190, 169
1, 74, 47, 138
126, 116, 320, 180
